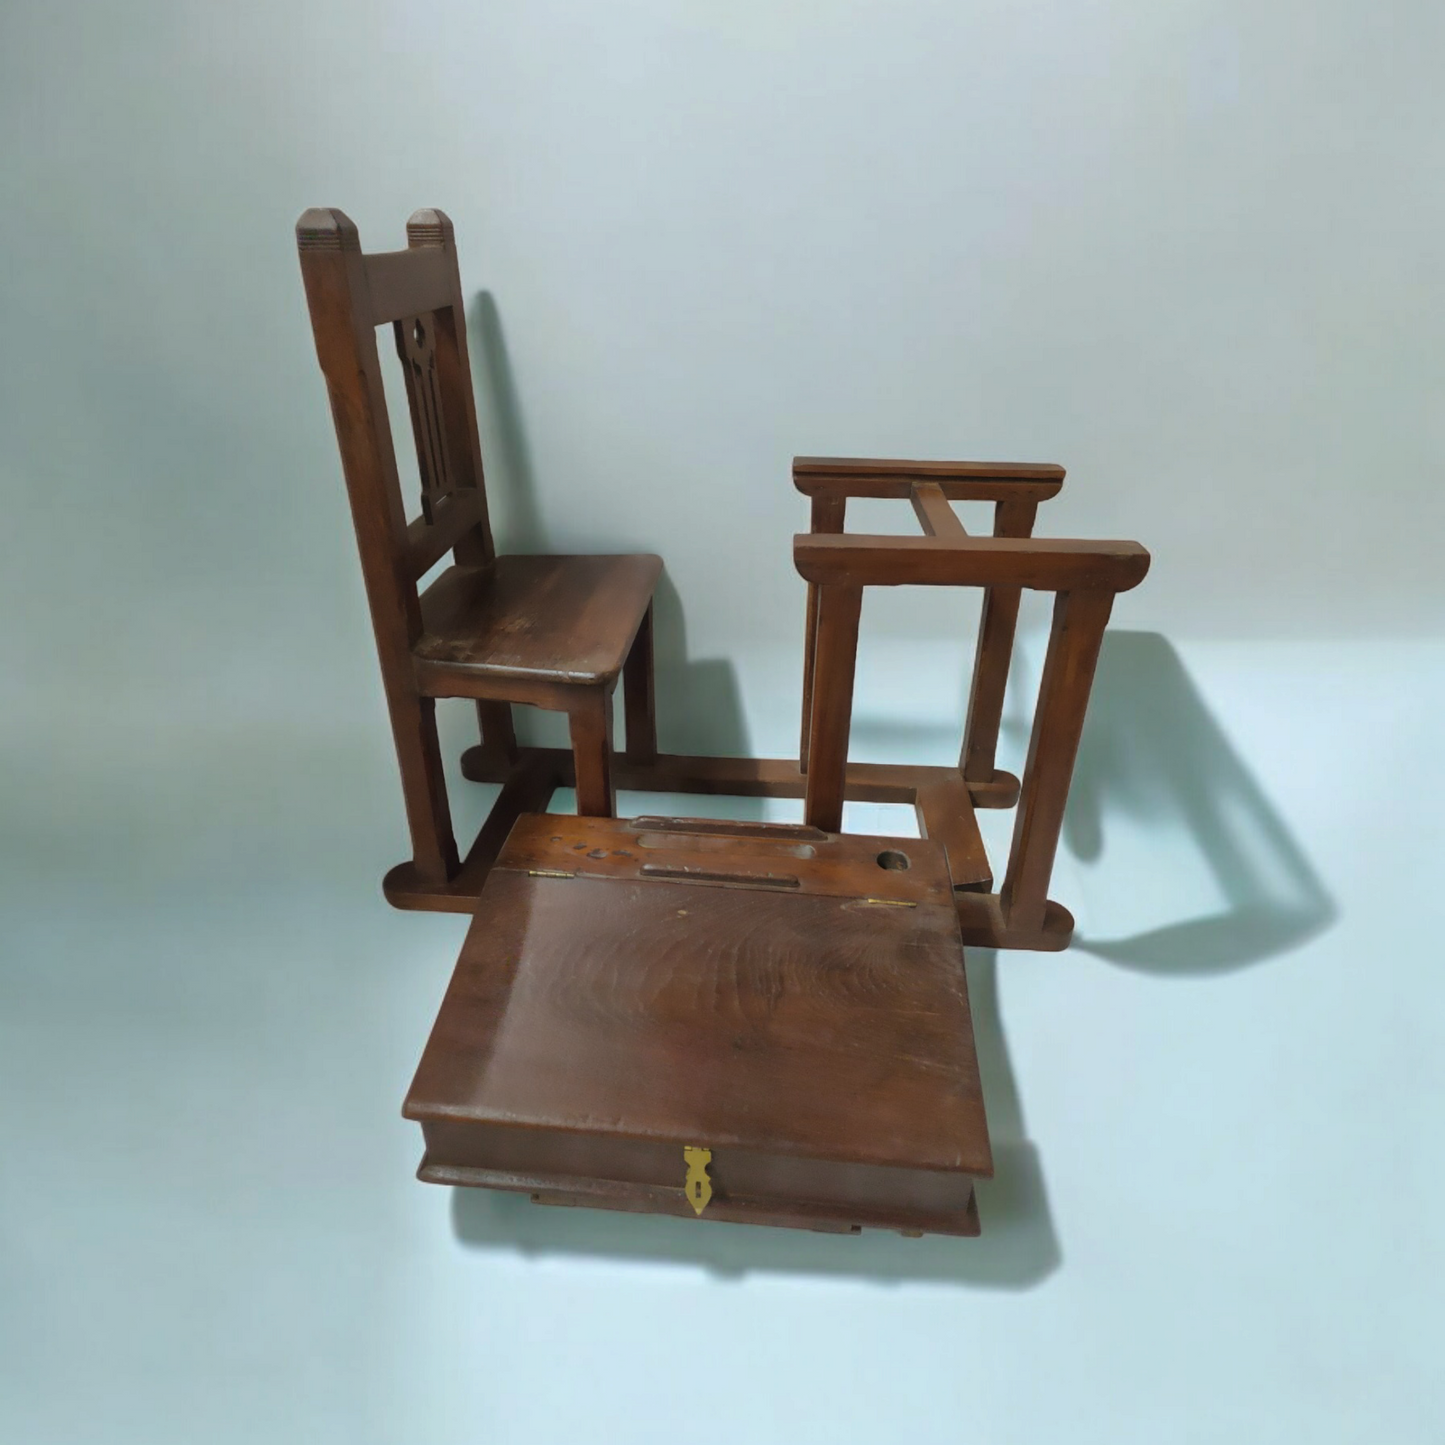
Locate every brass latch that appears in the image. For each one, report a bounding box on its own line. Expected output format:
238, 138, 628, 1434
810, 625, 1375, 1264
683, 1146, 712, 1215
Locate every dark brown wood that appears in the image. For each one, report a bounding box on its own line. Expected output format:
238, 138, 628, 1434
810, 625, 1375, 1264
412, 555, 661, 684
392, 693, 460, 883
795, 533, 1151, 592
327, 222, 1157, 1237
394, 309, 458, 525
909, 481, 968, 537
442, 746, 1008, 915
476, 701, 518, 766
623, 601, 657, 765
913, 773, 992, 891
569, 688, 617, 818
406, 490, 486, 578
424, 1155, 979, 1236
383, 750, 561, 910
297, 209, 454, 883
403, 210, 492, 561
464, 747, 1003, 806
794, 456, 1065, 501
404, 815, 990, 1236
1000, 588, 1115, 932
956, 891, 1075, 952
742, 456, 1142, 945
960, 496, 1038, 785
298, 207, 661, 874
430, 479, 1138, 947
498, 812, 953, 903
513, 1174, 979, 1236
799, 493, 846, 772
632, 816, 829, 842
392, 742, 1069, 950
802, 585, 862, 833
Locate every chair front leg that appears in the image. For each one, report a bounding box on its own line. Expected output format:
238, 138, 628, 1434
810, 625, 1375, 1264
569, 687, 617, 818
387, 689, 461, 883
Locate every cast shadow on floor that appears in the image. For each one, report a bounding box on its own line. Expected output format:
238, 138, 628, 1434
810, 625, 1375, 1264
466, 290, 754, 794
1064, 631, 1335, 973
447, 312, 1331, 1280
455, 305, 1312, 1283
450, 629, 1333, 1284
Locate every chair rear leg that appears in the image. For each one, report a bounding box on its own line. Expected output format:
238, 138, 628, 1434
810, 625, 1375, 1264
623, 603, 657, 765
569, 688, 617, 818
476, 700, 519, 764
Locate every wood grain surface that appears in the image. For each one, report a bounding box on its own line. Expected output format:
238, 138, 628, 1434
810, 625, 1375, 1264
404, 816, 991, 1232
297, 206, 660, 844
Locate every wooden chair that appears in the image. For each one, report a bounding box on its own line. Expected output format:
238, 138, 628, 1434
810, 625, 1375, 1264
296, 208, 660, 901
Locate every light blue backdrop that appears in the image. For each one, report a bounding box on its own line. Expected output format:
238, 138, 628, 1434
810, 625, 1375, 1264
3, 4, 1442, 1442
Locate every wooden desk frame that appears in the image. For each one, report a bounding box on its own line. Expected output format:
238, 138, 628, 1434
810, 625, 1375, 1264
385, 456, 1149, 954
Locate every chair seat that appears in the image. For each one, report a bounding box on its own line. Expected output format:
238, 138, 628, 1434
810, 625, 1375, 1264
414, 553, 661, 685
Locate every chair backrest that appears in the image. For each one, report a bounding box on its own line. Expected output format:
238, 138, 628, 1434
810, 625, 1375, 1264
296, 207, 494, 672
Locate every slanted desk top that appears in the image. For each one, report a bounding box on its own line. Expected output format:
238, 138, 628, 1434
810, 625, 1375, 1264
405, 814, 991, 1236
